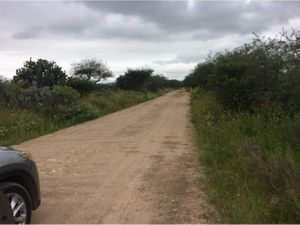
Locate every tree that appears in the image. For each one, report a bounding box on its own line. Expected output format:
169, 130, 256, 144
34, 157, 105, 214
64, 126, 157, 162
71, 58, 113, 83
116, 68, 153, 91
166, 79, 182, 88
13, 58, 67, 88
143, 75, 167, 92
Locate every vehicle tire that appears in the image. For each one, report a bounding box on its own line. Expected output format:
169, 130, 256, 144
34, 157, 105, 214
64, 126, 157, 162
0, 182, 32, 224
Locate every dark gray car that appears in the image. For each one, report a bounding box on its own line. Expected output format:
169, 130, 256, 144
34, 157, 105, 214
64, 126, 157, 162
0, 146, 41, 224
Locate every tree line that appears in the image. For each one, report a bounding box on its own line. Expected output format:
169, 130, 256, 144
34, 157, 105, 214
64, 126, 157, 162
184, 30, 300, 116
0, 58, 181, 122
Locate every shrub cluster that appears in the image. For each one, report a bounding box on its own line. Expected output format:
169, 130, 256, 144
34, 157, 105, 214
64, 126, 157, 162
116, 68, 182, 91
184, 30, 300, 115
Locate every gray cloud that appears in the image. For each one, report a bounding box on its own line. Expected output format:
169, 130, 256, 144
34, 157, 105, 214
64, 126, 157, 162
83, 1, 300, 37
0, 1, 299, 80
10, 1, 300, 42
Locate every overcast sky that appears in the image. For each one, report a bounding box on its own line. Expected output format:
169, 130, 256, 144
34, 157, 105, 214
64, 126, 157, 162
0, 1, 300, 81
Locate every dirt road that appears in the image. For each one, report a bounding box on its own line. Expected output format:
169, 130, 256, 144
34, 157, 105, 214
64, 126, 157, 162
15, 90, 217, 223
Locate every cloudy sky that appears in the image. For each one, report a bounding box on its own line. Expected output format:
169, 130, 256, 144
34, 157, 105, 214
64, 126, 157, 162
0, 1, 300, 81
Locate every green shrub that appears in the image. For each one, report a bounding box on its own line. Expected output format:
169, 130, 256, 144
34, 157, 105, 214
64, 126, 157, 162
66, 77, 97, 94
44, 85, 93, 121
143, 75, 167, 92
17, 85, 53, 111
16, 85, 94, 121
13, 58, 67, 88
116, 68, 153, 91
184, 30, 300, 115
0, 110, 44, 145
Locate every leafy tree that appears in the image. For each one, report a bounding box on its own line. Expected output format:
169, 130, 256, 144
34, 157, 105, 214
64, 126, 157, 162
116, 68, 153, 91
13, 58, 67, 88
143, 75, 167, 92
165, 79, 182, 88
71, 58, 113, 83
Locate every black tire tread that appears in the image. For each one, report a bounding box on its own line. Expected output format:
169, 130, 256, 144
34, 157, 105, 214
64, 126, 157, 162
0, 181, 32, 224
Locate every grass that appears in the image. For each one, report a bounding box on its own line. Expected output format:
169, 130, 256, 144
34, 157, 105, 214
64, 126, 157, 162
0, 89, 166, 146
190, 88, 300, 223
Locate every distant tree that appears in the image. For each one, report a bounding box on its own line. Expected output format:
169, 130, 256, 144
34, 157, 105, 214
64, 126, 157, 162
166, 79, 182, 88
71, 58, 113, 83
116, 68, 153, 91
13, 58, 67, 88
143, 75, 168, 92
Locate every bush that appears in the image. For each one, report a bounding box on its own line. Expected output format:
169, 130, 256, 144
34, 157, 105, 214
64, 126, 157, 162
66, 77, 97, 94
17, 85, 53, 112
165, 79, 182, 88
0, 110, 44, 145
143, 75, 167, 92
16, 85, 93, 121
184, 62, 215, 88
116, 68, 153, 91
13, 58, 67, 88
0, 76, 8, 105
43, 85, 85, 120
184, 30, 300, 115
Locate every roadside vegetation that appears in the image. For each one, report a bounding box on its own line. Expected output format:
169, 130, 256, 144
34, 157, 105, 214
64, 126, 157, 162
184, 30, 300, 223
0, 58, 181, 146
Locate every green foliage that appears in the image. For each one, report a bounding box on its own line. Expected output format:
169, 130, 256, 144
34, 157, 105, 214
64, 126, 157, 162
0, 76, 8, 105
0, 58, 169, 146
143, 75, 168, 92
84, 89, 159, 114
191, 89, 300, 223
165, 79, 183, 89
116, 68, 181, 91
116, 68, 153, 91
13, 58, 67, 88
71, 58, 113, 83
184, 30, 300, 115
16, 84, 96, 121
45, 85, 84, 120
185, 30, 300, 223
0, 77, 20, 108
66, 77, 97, 94
17, 85, 53, 112
184, 61, 215, 88
0, 110, 46, 146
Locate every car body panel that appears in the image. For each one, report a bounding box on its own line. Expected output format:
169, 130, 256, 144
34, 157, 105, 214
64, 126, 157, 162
0, 146, 41, 210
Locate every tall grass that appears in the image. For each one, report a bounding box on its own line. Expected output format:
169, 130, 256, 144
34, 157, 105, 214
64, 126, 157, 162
0, 89, 164, 146
190, 89, 300, 223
